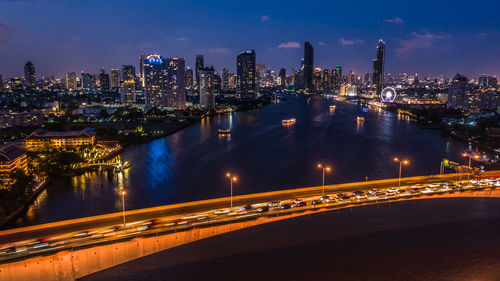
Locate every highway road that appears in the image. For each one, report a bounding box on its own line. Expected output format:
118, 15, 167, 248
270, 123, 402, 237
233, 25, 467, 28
0, 171, 498, 262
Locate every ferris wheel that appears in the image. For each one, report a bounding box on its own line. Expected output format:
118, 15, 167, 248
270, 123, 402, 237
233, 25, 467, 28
381, 87, 397, 102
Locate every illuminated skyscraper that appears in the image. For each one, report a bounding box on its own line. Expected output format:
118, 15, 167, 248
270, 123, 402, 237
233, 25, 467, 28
165, 57, 186, 109
81, 72, 91, 90
185, 68, 193, 89
110, 69, 121, 89
322, 69, 331, 90
65, 72, 77, 90
222, 68, 229, 90
121, 65, 136, 103
372, 39, 385, 96
139, 52, 145, 87
278, 68, 286, 88
313, 68, 322, 91
332, 65, 342, 90
236, 49, 256, 98
0, 74, 3, 92
303, 42, 314, 92
99, 67, 110, 90
199, 66, 215, 109
144, 54, 167, 108
24, 61, 36, 90
195, 55, 204, 90
447, 73, 469, 110
11, 78, 23, 92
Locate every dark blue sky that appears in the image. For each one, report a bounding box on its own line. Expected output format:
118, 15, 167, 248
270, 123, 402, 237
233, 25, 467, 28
0, 0, 499, 79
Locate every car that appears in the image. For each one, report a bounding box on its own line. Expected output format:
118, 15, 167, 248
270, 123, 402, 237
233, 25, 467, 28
294, 198, 303, 204
241, 205, 252, 211
268, 201, 280, 207
410, 187, 421, 193
311, 199, 322, 206
325, 197, 336, 203
295, 201, 307, 207
320, 195, 331, 201
352, 191, 365, 197
281, 203, 291, 209
337, 193, 351, 200
257, 206, 269, 212
387, 188, 398, 193
368, 189, 380, 195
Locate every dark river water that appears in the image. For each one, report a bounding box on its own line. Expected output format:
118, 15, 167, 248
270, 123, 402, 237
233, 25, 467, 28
16, 95, 469, 227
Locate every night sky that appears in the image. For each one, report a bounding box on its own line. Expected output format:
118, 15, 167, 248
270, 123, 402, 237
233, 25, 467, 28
0, 0, 499, 78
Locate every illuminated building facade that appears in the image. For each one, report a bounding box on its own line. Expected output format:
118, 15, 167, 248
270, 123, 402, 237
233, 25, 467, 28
332, 65, 342, 90
185, 68, 193, 89
24, 128, 96, 151
447, 73, 469, 110
237, 49, 256, 98
322, 69, 331, 90
110, 69, 121, 89
200, 67, 215, 109
99, 67, 110, 90
144, 54, 167, 108
195, 55, 204, 90
313, 68, 322, 91
278, 68, 286, 88
0, 144, 28, 189
165, 57, 186, 109
65, 72, 77, 90
11, 78, 23, 92
120, 65, 136, 103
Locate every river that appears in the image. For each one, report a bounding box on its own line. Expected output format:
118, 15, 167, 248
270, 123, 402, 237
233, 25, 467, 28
14, 95, 468, 227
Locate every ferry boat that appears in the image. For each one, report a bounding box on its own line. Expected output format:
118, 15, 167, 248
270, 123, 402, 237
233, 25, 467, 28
329, 105, 336, 111
282, 118, 296, 125
218, 129, 231, 135
356, 116, 365, 122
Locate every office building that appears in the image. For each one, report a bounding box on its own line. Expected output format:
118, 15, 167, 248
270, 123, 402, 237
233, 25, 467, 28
144, 54, 167, 108
278, 68, 286, 88
195, 55, 204, 90
236, 49, 256, 98
99, 67, 110, 90
447, 73, 469, 110
479, 75, 498, 88
139, 52, 145, 87
303, 42, 314, 92
185, 68, 193, 89
24, 61, 36, 90
110, 69, 121, 89
199, 67, 215, 110
65, 72, 77, 90
372, 39, 386, 96
222, 68, 230, 90
120, 65, 136, 103
313, 68, 322, 91
322, 69, 331, 90
165, 57, 186, 109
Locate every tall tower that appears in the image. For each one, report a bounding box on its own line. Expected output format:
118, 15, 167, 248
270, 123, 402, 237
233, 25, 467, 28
110, 69, 121, 89
166, 57, 186, 109
144, 54, 167, 108
99, 67, 110, 90
303, 42, 314, 92
278, 68, 286, 88
139, 52, 145, 87
372, 39, 385, 96
195, 55, 204, 90
121, 65, 136, 103
236, 49, 256, 98
199, 66, 215, 110
24, 61, 36, 90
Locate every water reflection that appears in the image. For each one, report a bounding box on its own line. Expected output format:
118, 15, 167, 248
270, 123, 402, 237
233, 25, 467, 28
13, 96, 468, 227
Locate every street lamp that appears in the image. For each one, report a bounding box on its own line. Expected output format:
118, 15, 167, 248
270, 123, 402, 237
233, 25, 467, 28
226, 173, 237, 208
394, 158, 409, 188
120, 187, 126, 226
317, 164, 331, 196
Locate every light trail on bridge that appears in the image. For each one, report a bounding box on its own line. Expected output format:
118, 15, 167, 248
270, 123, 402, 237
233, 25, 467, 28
0, 175, 499, 263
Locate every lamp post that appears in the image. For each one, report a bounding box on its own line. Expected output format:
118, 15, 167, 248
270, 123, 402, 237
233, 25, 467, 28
120, 187, 126, 226
394, 158, 409, 188
226, 173, 237, 208
317, 164, 331, 196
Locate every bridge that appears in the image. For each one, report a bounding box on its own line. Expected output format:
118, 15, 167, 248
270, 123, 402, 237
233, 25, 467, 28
0, 171, 499, 281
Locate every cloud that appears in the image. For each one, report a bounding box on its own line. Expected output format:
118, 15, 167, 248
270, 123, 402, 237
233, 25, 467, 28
477, 32, 489, 37
176, 36, 189, 41
0, 23, 13, 42
318, 41, 326, 46
55, 36, 81, 49
396, 32, 452, 56
384, 17, 403, 23
277, 41, 301, 48
338, 38, 364, 46
205, 47, 232, 54
260, 15, 270, 22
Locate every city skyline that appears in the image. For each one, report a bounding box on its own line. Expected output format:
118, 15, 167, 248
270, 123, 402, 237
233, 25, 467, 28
0, 0, 499, 78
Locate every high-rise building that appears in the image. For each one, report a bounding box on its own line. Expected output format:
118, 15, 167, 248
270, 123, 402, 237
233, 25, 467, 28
372, 39, 386, 96
332, 66, 342, 90
322, 69, 331, 90
89, 74, 97, 90
447, 73, 469, 110
24, 61, 36, 90
11, 78, 23, 92
222, 68, 230, 90
478, 75, 498, 88
0, 74, 3, 92
121, 65, 136, 103
65, 72, 77, 90
110, 69, 121, 89
81, 73, 91, 90
214, 73, 222, 96
236, 49, 256, 98
144, 54, 167, 108
199, 67, 215, 110
139, 52, 145, 87
165, 57, 186, 109
99, 67, 110, 90
185, 68, 193, 89
278, 68, 286, 88
313, 68, 322, 91
195, 55, 204, 90
303, 41, 314, 92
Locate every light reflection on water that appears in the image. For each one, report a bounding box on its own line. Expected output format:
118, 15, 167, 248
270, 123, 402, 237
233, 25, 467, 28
13, 95, 469, 227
